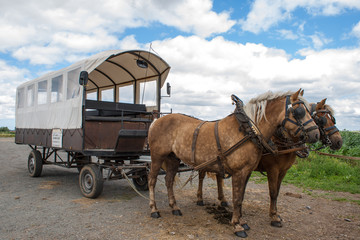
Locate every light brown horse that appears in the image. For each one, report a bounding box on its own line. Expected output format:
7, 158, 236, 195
148, 89, 320, 238
196, 98, 342, 228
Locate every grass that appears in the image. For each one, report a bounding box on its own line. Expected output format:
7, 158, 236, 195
0, 127, 15, 137
283, 152, 360, 194
0, 133, 15, 137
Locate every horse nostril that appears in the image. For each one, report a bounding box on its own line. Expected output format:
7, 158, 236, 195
315, 133, 319, 141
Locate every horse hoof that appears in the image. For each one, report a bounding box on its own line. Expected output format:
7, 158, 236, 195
196, 201, 204, 206
172, 210, 183, 216
220, 201, 228, 207
151, 212, 161, 218
234, 231, 248, 238
242, 224, 250, 231
271, 221, 282, 228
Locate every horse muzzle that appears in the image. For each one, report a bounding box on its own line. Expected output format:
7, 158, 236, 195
301, 125, 319, 143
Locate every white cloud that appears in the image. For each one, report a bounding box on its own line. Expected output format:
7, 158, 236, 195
151, 0, 236, 37
309, 32, 332, 49
277, 29, 299, 40
52, 30, 119, 52
118, 35, 142, 50
351, 21, 360, 39
0, 0, 235, 58
147, 36, 360, 129
0, 60, 29, 120
1, 34, 360, 129
240, 0, 360, 34
12, 46, 64, 65
0, 22, 37, 52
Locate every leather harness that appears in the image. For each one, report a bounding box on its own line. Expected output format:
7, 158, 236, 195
191, 95, 268, 174
190, 94, 319, 175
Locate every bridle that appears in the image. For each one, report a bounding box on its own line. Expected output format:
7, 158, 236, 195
310, 104, 339, 146
280, 95, 318, 141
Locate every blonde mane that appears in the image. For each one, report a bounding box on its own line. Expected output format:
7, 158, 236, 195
324, 104, 335, 115
244, 90, 310, 123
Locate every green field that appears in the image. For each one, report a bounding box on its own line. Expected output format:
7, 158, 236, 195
0, 127, 14, 137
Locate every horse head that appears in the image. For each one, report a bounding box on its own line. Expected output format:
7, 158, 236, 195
281, 89, 320, 143
311, 98, 342, 150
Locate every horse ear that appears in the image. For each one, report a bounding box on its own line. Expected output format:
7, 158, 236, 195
291, 89, 301, 102
316, 98, 327, 110
300, 89, 304, 96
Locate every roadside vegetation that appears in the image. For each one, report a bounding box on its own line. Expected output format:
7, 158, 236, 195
0, 127, 15, 137
251, 131, 360, 200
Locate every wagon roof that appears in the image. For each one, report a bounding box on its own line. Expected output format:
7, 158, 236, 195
18, 49, 171, 90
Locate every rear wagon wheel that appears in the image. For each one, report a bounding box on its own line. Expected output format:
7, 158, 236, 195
28, 150, 43, 177
132, 172, 149, 191
79, 164, 103, 198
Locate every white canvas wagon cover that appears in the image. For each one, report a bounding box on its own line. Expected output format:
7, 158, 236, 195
16, 50, 171, 130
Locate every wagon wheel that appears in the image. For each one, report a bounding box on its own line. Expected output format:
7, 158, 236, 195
79, 164, 103, 198
132, 171, 149, 191
28, 150, 43, 177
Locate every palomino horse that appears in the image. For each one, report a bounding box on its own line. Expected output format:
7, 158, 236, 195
148, 89, 320, 238
196, 98, 342, 228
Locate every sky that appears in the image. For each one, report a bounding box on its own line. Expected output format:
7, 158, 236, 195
1, 0, 360, 130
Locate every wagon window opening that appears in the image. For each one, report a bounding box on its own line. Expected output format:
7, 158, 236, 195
101, 88, 113, 102
118, 84, 133, 103
67, 68, 81, 99
17, 88, 25, 108
140, 81, 156, 106
27, 84, 35, 107
86, 91, 97, 100
37, 80, 48, 105
51, 75, 63, 103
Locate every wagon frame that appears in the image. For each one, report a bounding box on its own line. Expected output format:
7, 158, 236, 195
15, 49, 175, 198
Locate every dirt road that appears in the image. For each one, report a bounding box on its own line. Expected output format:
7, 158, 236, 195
0, 137, 359, 239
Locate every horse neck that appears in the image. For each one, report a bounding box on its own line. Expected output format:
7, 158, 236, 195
257, 98, 286, 141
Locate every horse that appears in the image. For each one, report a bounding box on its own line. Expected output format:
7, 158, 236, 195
196, 98, 342, 228
147, 89, 320, 238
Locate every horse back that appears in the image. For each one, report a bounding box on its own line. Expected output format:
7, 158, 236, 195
148, 114, 204, 156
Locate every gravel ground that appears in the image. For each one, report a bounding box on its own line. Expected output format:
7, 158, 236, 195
0, 137, 359, 240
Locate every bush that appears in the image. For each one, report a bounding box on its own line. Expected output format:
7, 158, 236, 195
311, 131, 360, 157
0, 127, 10, 133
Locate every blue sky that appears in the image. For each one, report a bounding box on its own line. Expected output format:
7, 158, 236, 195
1, 0, 360, 130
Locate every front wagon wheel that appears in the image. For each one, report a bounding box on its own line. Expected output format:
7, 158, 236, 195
79, 164, 103, 198
28, 150, 43, 177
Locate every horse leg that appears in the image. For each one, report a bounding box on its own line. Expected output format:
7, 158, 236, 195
231, 171, 252, 238
196, 170, 206, 206
216, 174, 228, 207
149, 154, 166, 218
268, 169, 287, 227
164, 156, 182, 216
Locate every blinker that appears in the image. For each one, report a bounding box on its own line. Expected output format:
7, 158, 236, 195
317, 116, 327, 126
293, 106, 305, 120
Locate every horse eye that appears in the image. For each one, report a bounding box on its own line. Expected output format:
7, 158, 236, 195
293, 107, 305, 119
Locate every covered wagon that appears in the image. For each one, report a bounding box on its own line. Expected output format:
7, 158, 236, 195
15, 49, 171, 198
